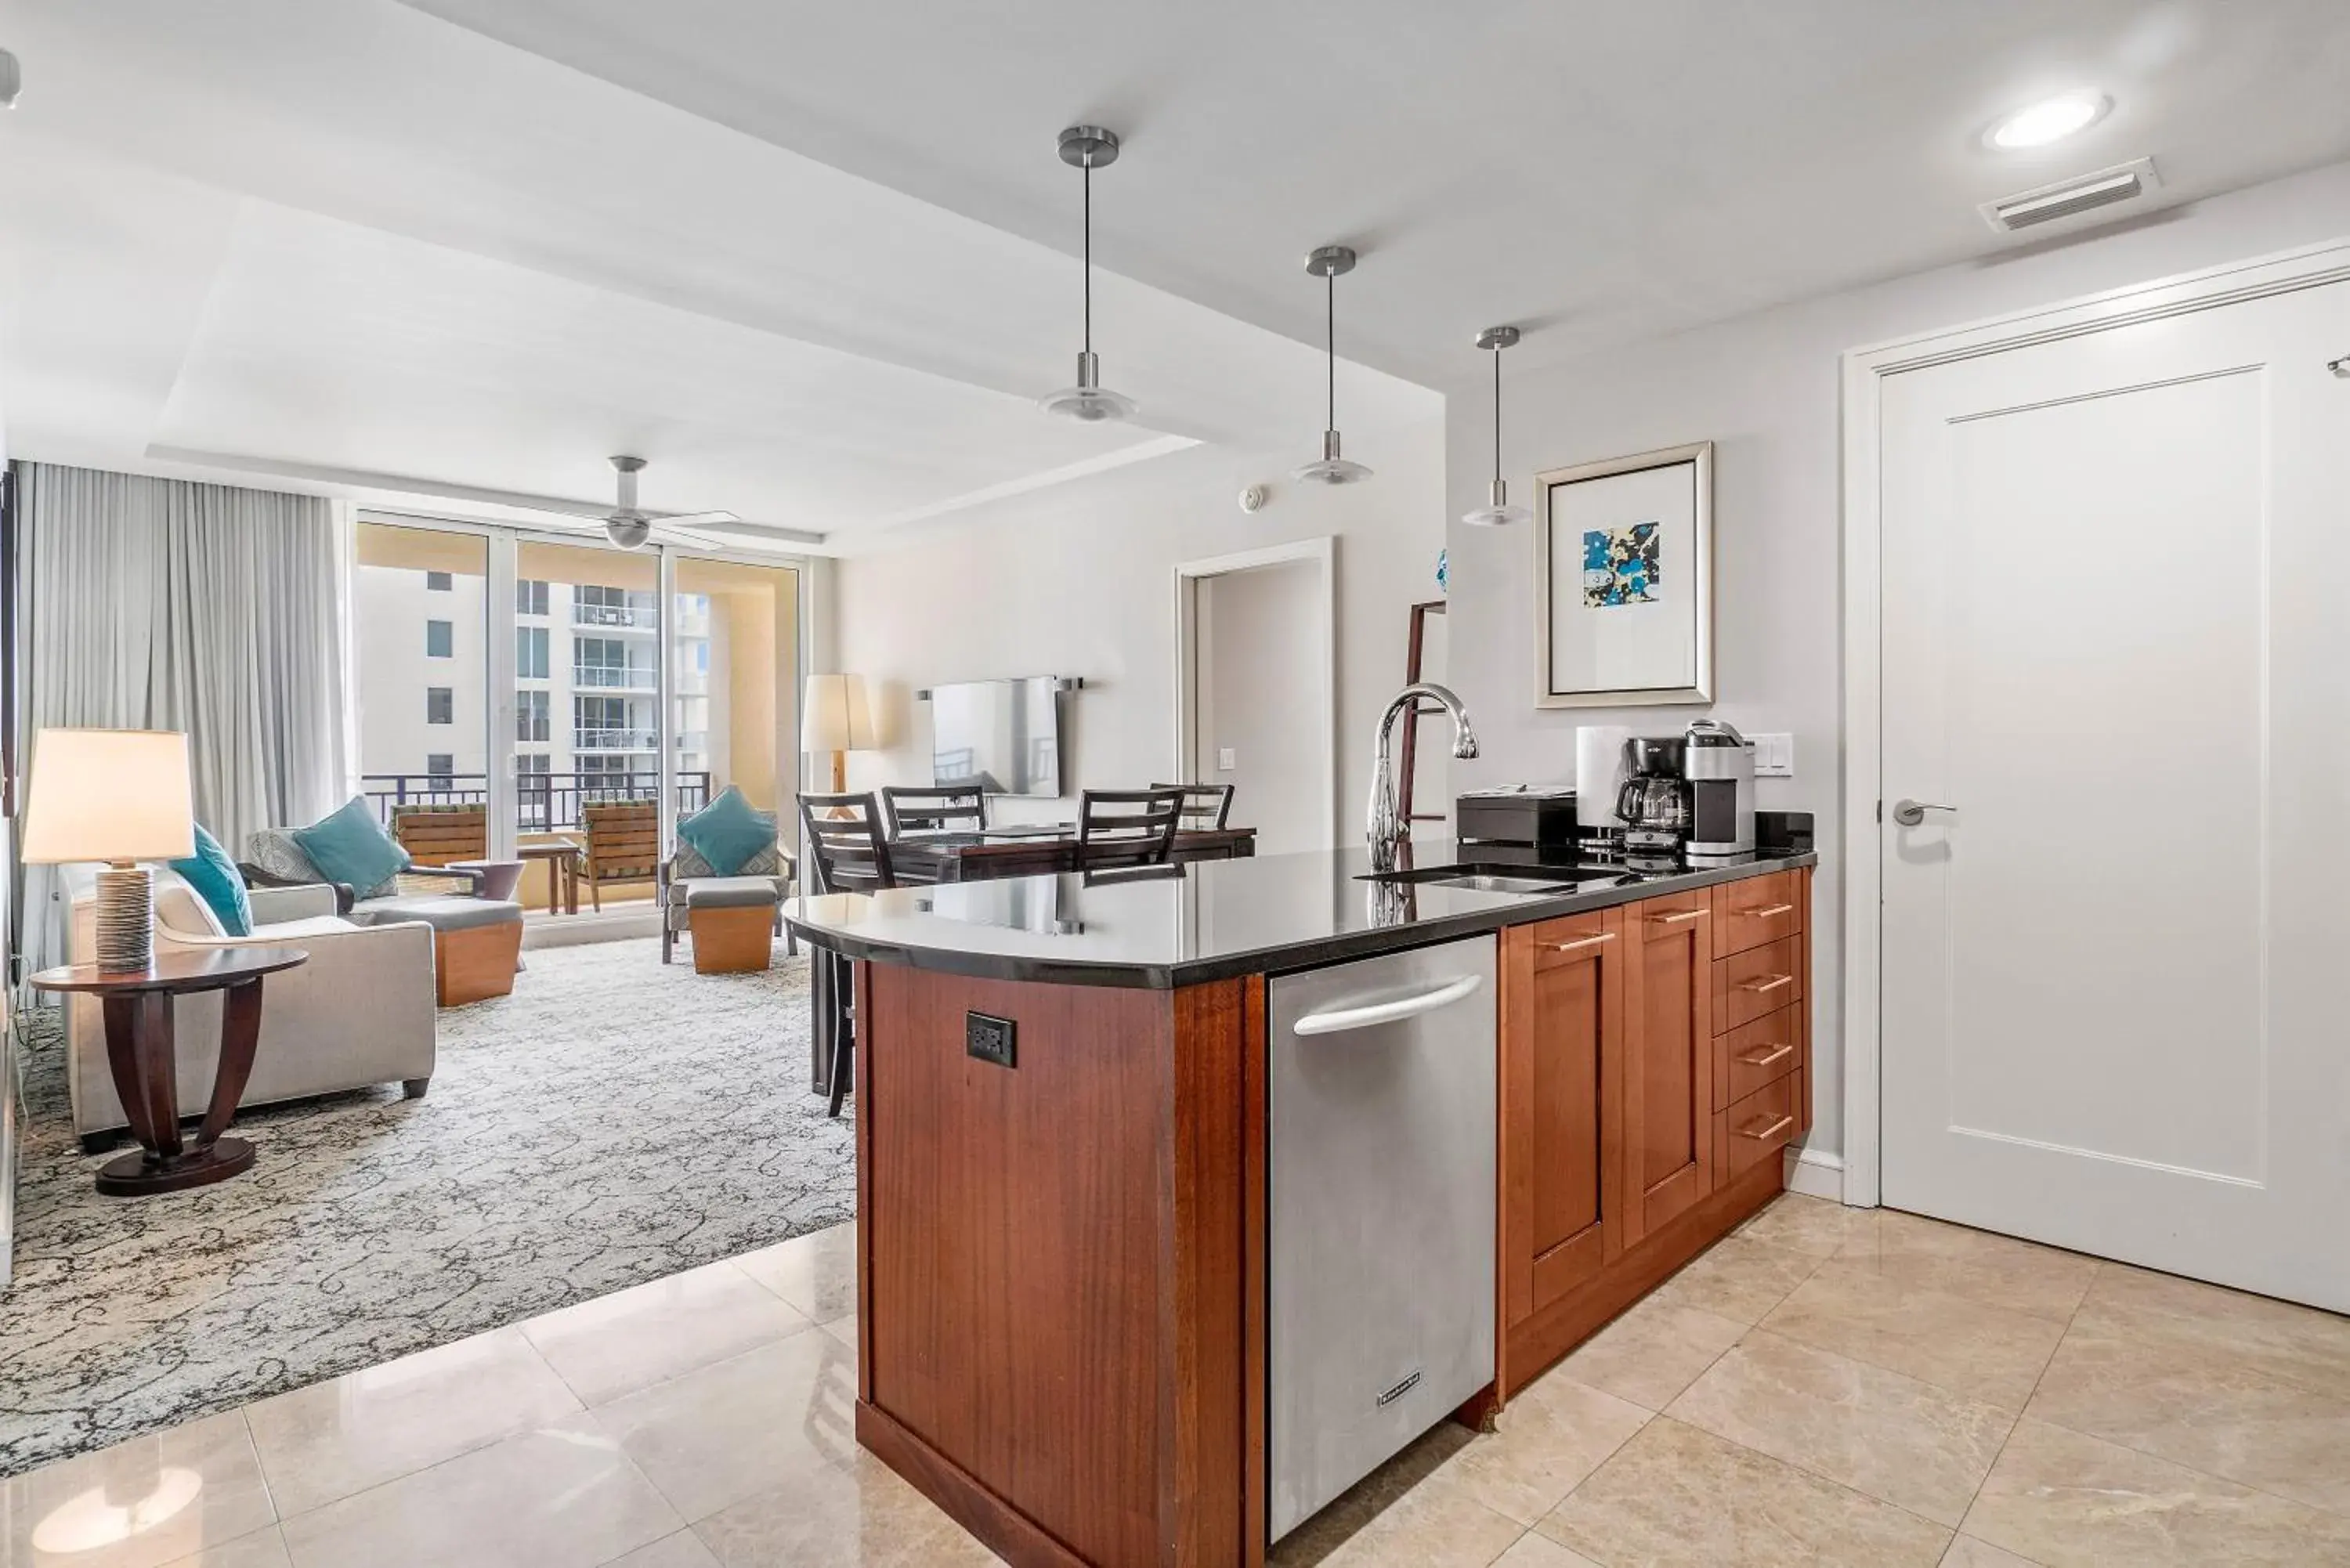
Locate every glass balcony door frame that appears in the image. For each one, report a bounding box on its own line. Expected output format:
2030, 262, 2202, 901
355, 509, 812, 865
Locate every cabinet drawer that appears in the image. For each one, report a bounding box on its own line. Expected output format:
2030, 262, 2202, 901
1714, 1003, 1802, 1110
1712, 871, 1802, 959
1528, 909, 1618, 973
1714, 936, 1802, 1034
1717, 1071, 1802, 1180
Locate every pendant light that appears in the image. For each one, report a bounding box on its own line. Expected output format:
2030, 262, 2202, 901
1292, 244, 1372, 485
1039, 125, 1138, 422
1462, 325, 1531, 526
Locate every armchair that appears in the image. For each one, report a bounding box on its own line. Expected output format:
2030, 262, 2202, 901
62, 868, 438, 1151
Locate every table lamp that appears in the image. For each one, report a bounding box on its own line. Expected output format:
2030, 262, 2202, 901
801, 674, 876, 794
21, 728, 196, 972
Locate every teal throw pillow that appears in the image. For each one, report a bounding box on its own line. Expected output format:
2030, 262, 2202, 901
170, 823, 254, 937
677, 786, 776, 876
293, 797, 411, 895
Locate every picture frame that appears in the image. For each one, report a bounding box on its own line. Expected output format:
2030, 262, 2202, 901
1534, 440, 1713, 707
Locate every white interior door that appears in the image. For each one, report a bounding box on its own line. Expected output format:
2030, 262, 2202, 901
1878, 277, 2350, 1310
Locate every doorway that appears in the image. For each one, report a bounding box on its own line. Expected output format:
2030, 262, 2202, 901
1174, 540, 1336, 854
1846, 247, 2350, 1310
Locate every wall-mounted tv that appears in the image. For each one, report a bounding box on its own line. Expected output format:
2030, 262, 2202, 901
926, 676, 1068, 798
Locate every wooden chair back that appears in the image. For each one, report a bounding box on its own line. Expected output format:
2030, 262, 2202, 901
880, 785, 987, 838
1077, 788, 1186, 869
392, 804, 489, 866
581, 801, 660, 911
1150, 782, 1235, 832
797, 793, 897, 893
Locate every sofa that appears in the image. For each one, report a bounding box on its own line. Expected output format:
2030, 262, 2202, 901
63, 867, 438, 1152
246, 826, 525, 1005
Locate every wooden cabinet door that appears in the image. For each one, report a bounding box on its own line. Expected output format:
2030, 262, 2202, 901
1500, 910, 1623, 1328
1618, 891, 1716, 1248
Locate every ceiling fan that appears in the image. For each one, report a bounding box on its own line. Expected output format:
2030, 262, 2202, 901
580, 455, 736, 550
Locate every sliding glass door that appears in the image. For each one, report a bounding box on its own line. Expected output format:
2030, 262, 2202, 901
352, 514, 805, 918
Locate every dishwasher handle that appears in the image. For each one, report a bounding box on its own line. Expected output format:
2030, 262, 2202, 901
1290, 974, 1485, 1037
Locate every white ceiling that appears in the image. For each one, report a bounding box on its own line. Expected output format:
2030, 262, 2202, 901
4, 1, 2347, 545
0, 0, 1437, 548
407, 0, 2350, 382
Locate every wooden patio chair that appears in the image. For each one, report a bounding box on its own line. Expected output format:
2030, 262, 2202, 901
580, 800, 660, 912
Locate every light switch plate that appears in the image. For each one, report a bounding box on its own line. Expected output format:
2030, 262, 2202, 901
1217, 748, 1237, 771
1751, 733, 1795, 778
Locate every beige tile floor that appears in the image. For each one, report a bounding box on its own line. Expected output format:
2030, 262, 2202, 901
8, 1195, 2350, 1568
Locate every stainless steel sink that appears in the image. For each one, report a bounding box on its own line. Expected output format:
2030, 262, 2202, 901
1426, 873, 1585, 895
1358, 862, 1622, 894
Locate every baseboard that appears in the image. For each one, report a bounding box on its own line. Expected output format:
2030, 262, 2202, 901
1781, 1143, 1846, 1201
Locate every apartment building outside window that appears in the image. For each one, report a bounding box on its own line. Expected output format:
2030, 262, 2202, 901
426, 686, 454, 724
517, 578, 549, 616
426, 571, 452, 591
426, 620, 454, 658
426, 753, 454, 786
517, 626, 549, 680
517, 689, 550, 743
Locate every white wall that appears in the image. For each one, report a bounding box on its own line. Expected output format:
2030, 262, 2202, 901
1195, 558, 1325, 854
837, 422, 1448, 834
1443, 157, 2350, 1164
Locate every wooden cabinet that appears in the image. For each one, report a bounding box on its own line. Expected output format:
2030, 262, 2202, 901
1498, 865, 1813, 1404
1501, 909, 1623, 1329
1620, 889, 1716, 1247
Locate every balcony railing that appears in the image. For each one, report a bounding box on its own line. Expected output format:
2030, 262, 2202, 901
573, 663, 658, 690
361, 770, 712, 833
573, 601, 657, 630
573, 726, 659, 750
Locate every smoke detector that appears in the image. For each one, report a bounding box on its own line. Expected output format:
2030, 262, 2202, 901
1980, 157, 2160, 235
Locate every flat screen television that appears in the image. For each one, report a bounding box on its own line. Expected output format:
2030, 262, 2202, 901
927, 676, 1065, 797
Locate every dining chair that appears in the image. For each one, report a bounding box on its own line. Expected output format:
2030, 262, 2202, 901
1077, 788, 1187, 869
1150, 782, 1236, 832
880, 785, 988, 838
795, 792, 895, 1118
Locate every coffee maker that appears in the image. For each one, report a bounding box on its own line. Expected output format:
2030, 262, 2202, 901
1614, 735, 1690, 857
1683, 718, 1756, 858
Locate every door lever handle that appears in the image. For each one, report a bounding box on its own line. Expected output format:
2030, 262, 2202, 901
1891, 800, 1956, 828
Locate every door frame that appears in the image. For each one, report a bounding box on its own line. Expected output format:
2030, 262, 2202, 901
1172, 537, 1338, 848
1838, 237, 2350, 1209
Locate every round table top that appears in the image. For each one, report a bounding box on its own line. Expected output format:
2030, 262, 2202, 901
29, 945, 311, 995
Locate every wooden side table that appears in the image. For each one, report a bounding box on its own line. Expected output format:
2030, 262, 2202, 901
30, 946, 309, 1197
517, 840, 583, 914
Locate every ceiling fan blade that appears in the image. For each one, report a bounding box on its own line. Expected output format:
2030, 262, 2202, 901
653, 509, 740, 528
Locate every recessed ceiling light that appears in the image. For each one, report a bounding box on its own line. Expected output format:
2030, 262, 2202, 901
1987, 93, 2109, 150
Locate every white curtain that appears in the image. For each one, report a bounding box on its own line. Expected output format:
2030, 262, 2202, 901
16, 462, 347, 971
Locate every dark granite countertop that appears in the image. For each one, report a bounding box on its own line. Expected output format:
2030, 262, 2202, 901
783, 840, 1817, 989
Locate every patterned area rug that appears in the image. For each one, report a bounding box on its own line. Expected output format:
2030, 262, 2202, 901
0, 939, 851, 1478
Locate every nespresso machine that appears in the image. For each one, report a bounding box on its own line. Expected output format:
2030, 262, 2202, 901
1682, 718, 1756, 858
1614, 721, 1756, 860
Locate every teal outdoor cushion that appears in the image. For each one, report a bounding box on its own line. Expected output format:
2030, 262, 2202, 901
292, 797, 411, 896
170, 823, 254, 937
677, 786, 776, 877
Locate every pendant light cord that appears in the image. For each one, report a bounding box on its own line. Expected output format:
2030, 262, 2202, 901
1492, 346, 1502, 482
1083, 161, 1093, 356
1326, 270, 1336, 430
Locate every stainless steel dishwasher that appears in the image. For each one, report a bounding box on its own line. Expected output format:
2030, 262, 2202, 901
1267, 934, 1498, 1541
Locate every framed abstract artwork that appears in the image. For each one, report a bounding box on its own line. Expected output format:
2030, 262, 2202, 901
1534, 440, 1713, 706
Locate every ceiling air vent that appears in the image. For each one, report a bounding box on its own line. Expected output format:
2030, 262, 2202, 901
1980, 157, 2161, 234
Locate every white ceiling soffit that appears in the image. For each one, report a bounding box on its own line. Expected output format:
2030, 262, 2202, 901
407, 0, 2350, 383
0, 1, 1438, 545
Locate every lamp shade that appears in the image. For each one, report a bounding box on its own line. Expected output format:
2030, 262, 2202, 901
801, 674, 877, 753
20, 728, 197, 864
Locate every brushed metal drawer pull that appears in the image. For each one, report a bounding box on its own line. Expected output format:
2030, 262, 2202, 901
1737, 1112, 1796, 1142
1737, 974, 1794, 995
1549, 932, 1618, 955
1648, 909, 1704, 927
1736, 1042, 1795, 1068
1745, 902, 1796, 918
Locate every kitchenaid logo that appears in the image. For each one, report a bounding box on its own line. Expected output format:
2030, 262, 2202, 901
1375, 1370, 1422, 1408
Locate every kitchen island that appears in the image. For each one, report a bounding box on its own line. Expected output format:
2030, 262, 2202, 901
786, 841, 1816, 1568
